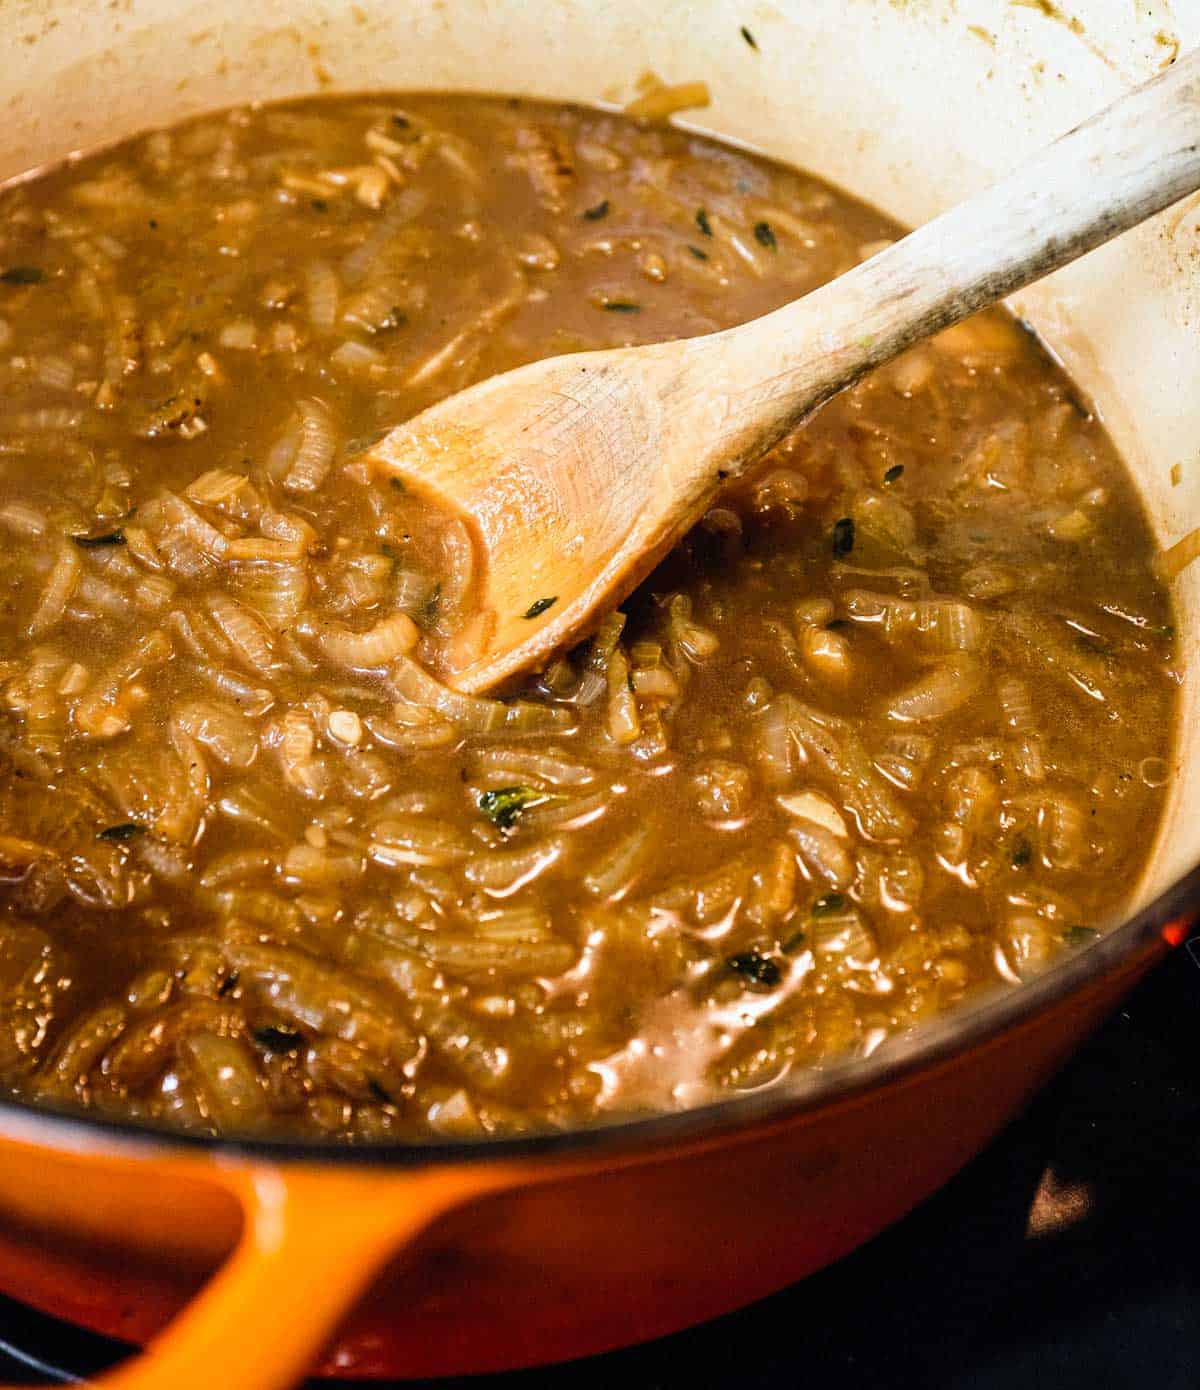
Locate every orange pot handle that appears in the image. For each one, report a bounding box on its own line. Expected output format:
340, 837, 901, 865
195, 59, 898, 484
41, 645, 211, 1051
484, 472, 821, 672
5, 1161, 515, 1390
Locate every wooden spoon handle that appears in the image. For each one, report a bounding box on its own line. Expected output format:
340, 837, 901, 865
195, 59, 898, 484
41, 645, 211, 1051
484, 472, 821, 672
702, 48, 1200, 462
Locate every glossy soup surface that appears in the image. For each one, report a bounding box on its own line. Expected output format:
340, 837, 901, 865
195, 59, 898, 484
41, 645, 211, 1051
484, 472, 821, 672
0, 95, 1178, 1140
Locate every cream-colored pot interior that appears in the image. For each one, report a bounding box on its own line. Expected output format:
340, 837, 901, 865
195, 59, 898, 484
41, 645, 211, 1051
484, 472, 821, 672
1, 0, 1197, 915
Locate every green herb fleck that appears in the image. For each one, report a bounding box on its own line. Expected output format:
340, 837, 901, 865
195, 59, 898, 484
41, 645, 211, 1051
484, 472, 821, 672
602, 300, 641, 313
832, 517, 855, 558
389, 476, 406, 492
254, 1026, 304, 1053
1011, 836, 1033, 868
687, 244, 709, 261
1064, 925, 1099, 947
72, 529, 125, 548
392, 113, 410, 129
523, 595, 558, 620
1, 266, 44, 286
782, 929, 807, 954
310, 198, 328, 213
583, 200, 610, 221
696, 208, 713, 237
479, 785, 543, 830
812, 892, 846, 918
753, 220, 777, 250
368, 1078, 395, 1105
727, 950, 782, 989
740, 24, 759, 49
883, 463, 905, 484
98, 822, 145, 842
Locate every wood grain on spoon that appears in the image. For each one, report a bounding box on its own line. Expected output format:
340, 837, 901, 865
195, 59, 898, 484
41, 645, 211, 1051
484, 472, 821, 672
368, 50, 1200, 693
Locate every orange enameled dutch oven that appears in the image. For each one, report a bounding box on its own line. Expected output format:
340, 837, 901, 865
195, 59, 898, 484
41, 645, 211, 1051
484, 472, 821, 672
2, 1, 1200, 1386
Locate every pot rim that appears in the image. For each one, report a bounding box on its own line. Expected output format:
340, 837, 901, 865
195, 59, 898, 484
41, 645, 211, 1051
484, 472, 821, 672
0, 849, 1193, 1170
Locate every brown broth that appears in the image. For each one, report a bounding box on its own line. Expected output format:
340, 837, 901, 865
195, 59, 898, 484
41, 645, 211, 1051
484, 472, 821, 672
0, 94, 1178, 1140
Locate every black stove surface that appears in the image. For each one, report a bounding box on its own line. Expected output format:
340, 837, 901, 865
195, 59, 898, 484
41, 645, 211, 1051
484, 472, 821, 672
3, 946, 1200, 1389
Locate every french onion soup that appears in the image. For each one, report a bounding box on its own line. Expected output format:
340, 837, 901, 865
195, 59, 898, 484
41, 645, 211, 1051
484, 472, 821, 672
0, 95, 1177, 1139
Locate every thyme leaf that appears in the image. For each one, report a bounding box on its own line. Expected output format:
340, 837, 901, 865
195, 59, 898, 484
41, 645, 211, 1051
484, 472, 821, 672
523, 595, 558, 619
71, 529, 126, 548
1, 266, 44, 285
812, 893, 846, 918
832, 517, 855, 558
753, 220, 777, 249
98, 823, 145, 842
727, 950, 782, 989
254, 1026, 304, 1053
479, 786, 544, 829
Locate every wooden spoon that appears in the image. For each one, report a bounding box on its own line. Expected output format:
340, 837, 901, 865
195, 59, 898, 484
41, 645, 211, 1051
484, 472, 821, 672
368, 51, 1200, 693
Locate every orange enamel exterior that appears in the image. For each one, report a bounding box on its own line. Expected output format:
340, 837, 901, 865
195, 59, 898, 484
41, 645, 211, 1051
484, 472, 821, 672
0, 933, 1171, 1389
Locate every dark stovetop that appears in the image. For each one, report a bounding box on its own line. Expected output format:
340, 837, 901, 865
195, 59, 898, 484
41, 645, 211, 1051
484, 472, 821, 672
3, 945, 1200, 1389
